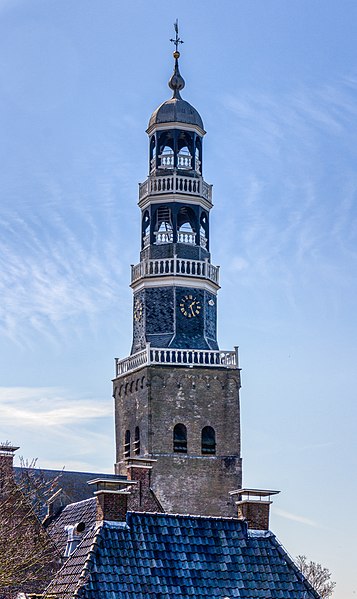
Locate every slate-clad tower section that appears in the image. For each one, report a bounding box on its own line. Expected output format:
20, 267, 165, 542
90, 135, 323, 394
114, 43, 242, 517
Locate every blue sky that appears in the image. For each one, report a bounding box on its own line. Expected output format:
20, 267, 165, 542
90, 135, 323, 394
0, 1, 356, 596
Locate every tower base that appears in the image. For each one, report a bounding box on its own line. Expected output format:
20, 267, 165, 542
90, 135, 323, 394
114, 363, 242, 518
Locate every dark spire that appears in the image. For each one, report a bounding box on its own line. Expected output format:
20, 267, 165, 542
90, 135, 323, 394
169, 20, 185, 99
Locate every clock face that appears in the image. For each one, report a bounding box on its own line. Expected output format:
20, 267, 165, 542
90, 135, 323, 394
180, 294, 202, 318
134, 298, 143, 322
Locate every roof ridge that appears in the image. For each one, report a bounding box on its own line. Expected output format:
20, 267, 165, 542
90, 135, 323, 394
128, 510, 243, 522
63, 496, 96, 510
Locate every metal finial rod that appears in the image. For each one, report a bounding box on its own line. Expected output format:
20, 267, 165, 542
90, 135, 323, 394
170, 19, 184, 52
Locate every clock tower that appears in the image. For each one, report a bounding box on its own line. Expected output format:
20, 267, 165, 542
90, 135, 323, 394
113, 33, 242, 517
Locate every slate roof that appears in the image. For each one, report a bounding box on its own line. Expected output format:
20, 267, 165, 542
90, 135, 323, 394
47, 497, 97, 555
14, 467, 124, 504
148, 97, 204, 131
44, 512, 320, 599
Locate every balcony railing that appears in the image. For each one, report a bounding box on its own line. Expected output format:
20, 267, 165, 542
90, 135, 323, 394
131, 257, 220, 286
153, 230, 207, 248
115, 344, 239, 377
139, 174, 212, 203
151, 154, 201, 174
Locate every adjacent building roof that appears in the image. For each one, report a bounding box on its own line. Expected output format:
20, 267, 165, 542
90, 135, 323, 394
47, 497, 97, 555
44, 511, 320, 599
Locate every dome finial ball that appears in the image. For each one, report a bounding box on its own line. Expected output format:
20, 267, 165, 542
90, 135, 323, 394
173, 51, 180, 59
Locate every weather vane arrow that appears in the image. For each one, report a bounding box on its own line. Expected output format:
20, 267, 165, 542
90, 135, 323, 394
170, 19, 184, 52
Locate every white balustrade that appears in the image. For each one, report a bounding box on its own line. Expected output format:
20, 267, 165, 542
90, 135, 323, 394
115, 347, 149, 376
155, 231, 173, 244
177, 154, 192, 169
177, 231, 195, 244
131, 257, 220, 285
139, 174, 212, 203
159, 153, 175, 169
201, 181, 212, 201
200, 234, 207, 249
152, 230, 207, 248
115, 344, 239, 377
157, 152, 193, 171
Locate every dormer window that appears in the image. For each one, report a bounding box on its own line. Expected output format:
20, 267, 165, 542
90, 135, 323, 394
64, 522, 86, 558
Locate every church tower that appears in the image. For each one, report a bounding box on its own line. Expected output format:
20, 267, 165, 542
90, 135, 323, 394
113, 30, 242, 517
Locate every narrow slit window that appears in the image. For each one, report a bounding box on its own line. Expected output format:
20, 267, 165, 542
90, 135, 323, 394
124, 429, 131, 458
134, 426, 140, 455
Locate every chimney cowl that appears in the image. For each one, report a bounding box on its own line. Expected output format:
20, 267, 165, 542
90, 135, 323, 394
88, 477, 135, 523
230, 488, 280, 531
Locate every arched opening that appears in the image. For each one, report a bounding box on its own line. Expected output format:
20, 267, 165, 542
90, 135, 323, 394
150, 135, 156, 172
142, 211, 150, 248
195, 137, 202, 173
124, 430, 131, 458
177, 207, 196, 245
201, 426, 216, 455
200, 211, 209, 249
155, 205, 173, 244
159, 145, 174, 169
173, 423, 187, 453
134, 426, 140, 455
177, 145, 192, 170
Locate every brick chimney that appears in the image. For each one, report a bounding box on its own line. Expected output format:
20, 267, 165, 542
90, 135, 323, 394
0, 443, 19, 489
230, 488, 280, 530
88, 478, 137, 522
125, 457, 163, 513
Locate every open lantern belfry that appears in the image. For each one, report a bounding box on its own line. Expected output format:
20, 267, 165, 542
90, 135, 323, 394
113, 26, 242, 517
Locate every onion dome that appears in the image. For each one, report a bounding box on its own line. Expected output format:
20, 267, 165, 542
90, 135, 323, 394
148, 50, 204, 131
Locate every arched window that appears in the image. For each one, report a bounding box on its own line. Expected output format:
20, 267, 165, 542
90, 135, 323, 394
177, 145, 192, 170
150, 136, 156, 172
159, 145, 174, 169
142, 211, 150, 248
195, 137, 202, 173
124, 429, 131, 458
134, 426, 140, 455
201, 426, 216, 455
200, 212, 208, 249
155, 206, 173, 244
195, 147, 201, 173
173, 423, 187, 453
177, 207, 196, 245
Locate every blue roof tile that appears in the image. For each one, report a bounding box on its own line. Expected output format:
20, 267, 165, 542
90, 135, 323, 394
44, 512, 321, 599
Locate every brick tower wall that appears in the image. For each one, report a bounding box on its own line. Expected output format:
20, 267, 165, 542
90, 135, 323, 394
113, 365, 242, 518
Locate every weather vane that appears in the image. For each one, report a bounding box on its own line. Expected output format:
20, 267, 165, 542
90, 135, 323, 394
170, 19, 184, 53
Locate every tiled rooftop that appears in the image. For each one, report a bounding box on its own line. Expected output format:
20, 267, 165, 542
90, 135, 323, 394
47, 497, 97, 555
45, 512, 320, 598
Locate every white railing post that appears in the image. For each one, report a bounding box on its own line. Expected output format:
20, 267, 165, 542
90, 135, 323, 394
131, 257, 219, 286
234, 346, 239, 368
146, 343, 151, 366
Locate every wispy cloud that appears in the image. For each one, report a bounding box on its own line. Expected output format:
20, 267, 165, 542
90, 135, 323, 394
0, 386, 114, 470
214, 74, 357, 315
0, 203, 126, 345
0, 386, 112, 428
273, 508, 319, 528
